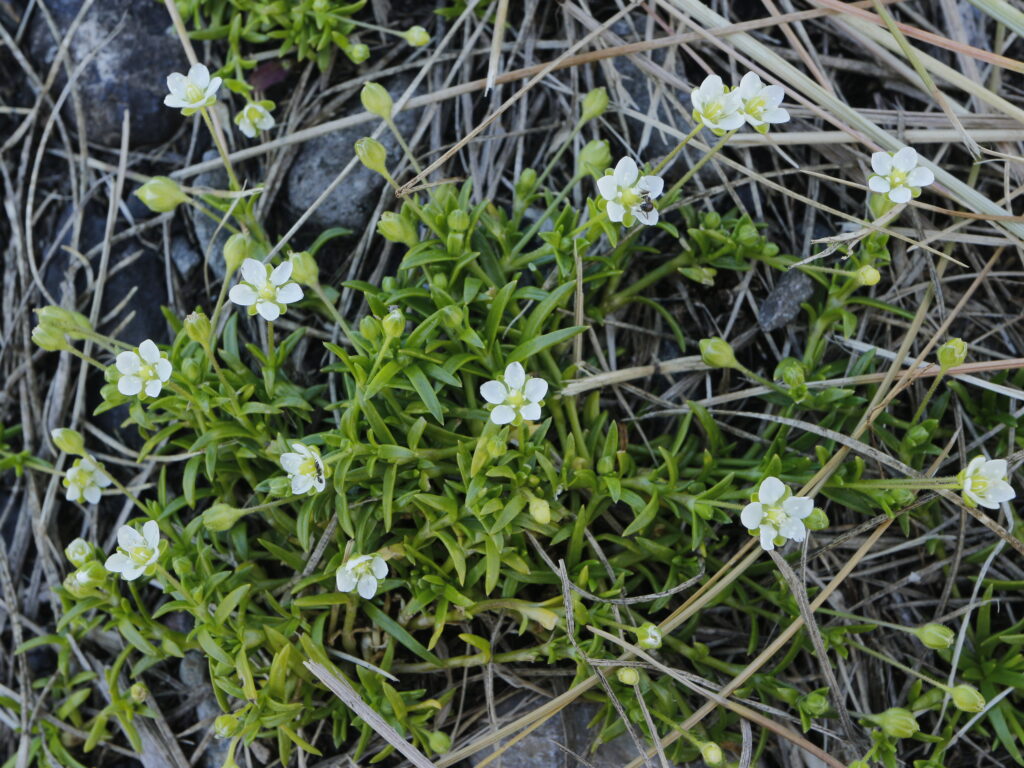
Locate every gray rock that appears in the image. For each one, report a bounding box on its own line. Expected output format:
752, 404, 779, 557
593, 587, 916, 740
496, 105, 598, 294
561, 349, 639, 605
28, 0, 185, 147
283, 80, 421, 235
170, 234, 201, 278
189, 149, 231, 278
758, 268, 815, 332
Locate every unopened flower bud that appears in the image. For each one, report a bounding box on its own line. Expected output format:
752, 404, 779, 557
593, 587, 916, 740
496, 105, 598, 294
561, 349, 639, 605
403, 26, 430, 47
213, 713, 240, 739
856, 265, 880, 286
800, 691, 829, 716
73, 561, 107, 588
202, 503, 249, 532
616, 667, 639, 685
355, 137, 388, 176
32, 324, 69, 351
698, 741, 725, 766
36, 306, 92, 335
913, 623, 954, 650
184, 311, 212, 346
951, 684, 985, 713
869, 191, 895, 219
937, 338, 967, 371
774, 357, 805, 388
382, 306, 405, 340
135, 176, 189, 213
345, 43, 370, 64
804, 508, 829, 531
578, 139, 611, 179
377, 212, 419, 247
63, 572, 91, 599
427, 730, 451, 754
528, 496, 551, 525
447, 209, 470, 233
129, 683, 148, 703
223, 233, 261, 274
64, 537, 92, 566
515, 168, 538, 200
699, 337, 738, 369
360, 316, 381, 341
873, 707, 919, 738
361, 82, 393, 121
580, 87, 609, 123
289, 251, 319, 286
51, 428, 86, 457
636, 622, 662, 649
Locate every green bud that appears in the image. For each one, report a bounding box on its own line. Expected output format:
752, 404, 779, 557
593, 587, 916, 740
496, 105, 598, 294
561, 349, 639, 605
72, 561, 107, 589
910, 686, 945, 711
135, 176, 189, 213
528, 496, 551, 525
243, 628, 264, 648
382, 306, 405, 340
903, 424, 930, 448
403, 26, 431, 47
361, 82, 393, 121
804, 508, 829, 531
345, 43, 370, 64
698, 741, 725, 767
636, 622, 662, 650
616, 667, 639, 685
447, 209, 470, 233
868, 191, 895, 219
377, 212, 419, 246
184, 311, 212, 346
51, 428, 86, 456
913, 623, 954, 650
355, 137, 388, 176
951, 684, 985, 713
181, 358, 200, 382
692, 501, 714, 520
129, 683, 148, 703
800, 691, 830, 716
64, 537, 92, 566
703, 211, 721, 229
580, 87, 609, 123
63, 572, 91, 599
289, 251, 319, 286
578, 139, 611, 179
873, 707, 919, 739
596, 455, 614, 475
172, 556, 193, 577
202, 503, 250, 532
514, 168, 538, 200
847, 762, 870, 768
426, 730, 451, 754
36, 306, 93, 335
699, 337, 738, 369
937, 338, 967, 371
31, 324, 68, 351
223, 233, 261, 274
213, 713, 240, 739
360, 316, 381, 341
856, 265, 881, 286
774, 357, 805, 388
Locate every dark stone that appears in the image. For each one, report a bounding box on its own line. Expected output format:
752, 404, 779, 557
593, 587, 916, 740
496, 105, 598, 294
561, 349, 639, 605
608, 21, 677, 158
27, 0, 186, 147
188, 150, 230, 278
758, 268, 815, 332
283, 79, 421, 236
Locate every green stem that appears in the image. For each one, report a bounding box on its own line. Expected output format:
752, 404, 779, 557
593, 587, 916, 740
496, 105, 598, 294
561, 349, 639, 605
200, 107, 241, 191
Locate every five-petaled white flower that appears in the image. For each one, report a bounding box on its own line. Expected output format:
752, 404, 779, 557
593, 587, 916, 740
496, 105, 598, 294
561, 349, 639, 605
868, 147, 934, 205
63, 457, 112, 505
116, 340, 172, 399
336, 554, 388, 599
596, 157, 664, 226
735, 72, 789, 133
229, 258, 304, 322
104, 521, 161, 581
960, 456, 1015, 510
164, 63, 222, 115
280, 443, 326, 495
740, 477, 814, 551
235, 102, 275, 138
691, 74, 745, 134
480, 362, 548, 425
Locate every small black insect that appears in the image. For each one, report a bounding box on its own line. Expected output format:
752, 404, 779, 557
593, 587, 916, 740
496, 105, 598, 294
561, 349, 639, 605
315, 460, 325, 485
638, 193, 655, 213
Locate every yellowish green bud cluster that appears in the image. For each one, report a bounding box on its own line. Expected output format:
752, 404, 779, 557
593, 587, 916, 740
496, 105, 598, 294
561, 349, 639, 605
355, 137, 389, 176
913, 622, 954, 650
616, 667, 639, 685
699, 337, 738, 369
289, 251, 319, 287
872, 707, 919, 738
580, 87, 609, 124
135, 176, 189, 213
361, 82, 393, 121
937, 338, 967, 371
51, 428, 86, 457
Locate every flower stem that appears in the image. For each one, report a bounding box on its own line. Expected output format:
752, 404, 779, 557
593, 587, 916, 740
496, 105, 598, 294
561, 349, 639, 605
200, 107, 241, 191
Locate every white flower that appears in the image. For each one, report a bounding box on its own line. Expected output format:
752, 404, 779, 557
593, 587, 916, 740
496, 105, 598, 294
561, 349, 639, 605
735, 72, 789, 133
234, 102, 275, 138
229, 258, 304, 322
164, 63, 221, 114
960, 456, 1015, 510
480, 362, 548, 425
596, 157, 664, 227
740, 477, 814, 551
867, 147, 934, 205
116, 340, 172, 399
280, 443, 326, 495
690, 74, 745, 134
336, 554, 388, 599
104, 521, 161, 581
63, 457, 111, 504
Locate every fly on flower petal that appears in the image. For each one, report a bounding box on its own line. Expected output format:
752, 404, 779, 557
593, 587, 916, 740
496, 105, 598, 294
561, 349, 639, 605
280, 443, 326, 495
596, 157, 664, 227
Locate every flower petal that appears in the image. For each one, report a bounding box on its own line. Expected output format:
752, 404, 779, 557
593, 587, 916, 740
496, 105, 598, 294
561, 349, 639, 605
121, 564, 145, 581
519, 403, 542, 421
868, 176, 891, 193
758, 476, 786, 505
292, 475, 313, 495
782, 496, 814, 520
371, 557, 388, 579
892, 147, 918, 172
634, 206, 659, 226
763, 107, 789, 124
275, 283, 303, 304
504, 362, 526, 391
490, 405, 516, 425
596, 174, 619, 201
737, 71, 761, 97
740, 502, 764, 529
778, 517, 806, 542
116, 351, 141, 375
144, 379, 163, 398
280, 453, 303, 473
480, 380, 509, 405
240, 258, 267, 287
270, 261, 293, 286
256, 300, 281, 322
118, 525, 143, 550
888, 186, 912, 204
524, 377, 548, 402
614, 156, 639, 186
870, 152, 893, 176
758, 525, 777, 551
637, 175, 664, 198
357, 575, 378, 599
105, 553, 129, 573
138, 339, 160, 363
142, 520, 160, 548
155, 359, 172, 382
906, 167, 934, 187
187, 63, 210, 89
606, 200, 626, 223
229, 284, 258, 306
336, 569, 356, 592
84, 486, 101, 504
982, 459, 1008, 480
118, 375, 143, 396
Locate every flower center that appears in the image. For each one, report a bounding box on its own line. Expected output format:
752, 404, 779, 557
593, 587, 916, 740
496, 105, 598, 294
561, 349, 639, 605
139, 363, 157, 381
620, 189, 642, 207
185, 83, 205, 103
702, 99, 727, 122
258, 284, 278, 302
127, 546, 153, 566
744, 96, 766, 117
763, 504, 787, 529
969, 476, 990, 496
507, 390, 525, 407
889, 169, 908, 187
299, 457, 319, 477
